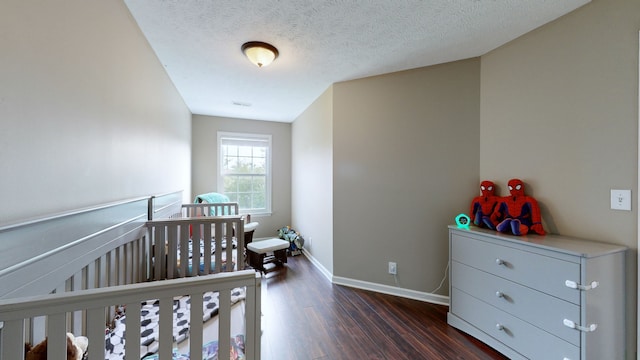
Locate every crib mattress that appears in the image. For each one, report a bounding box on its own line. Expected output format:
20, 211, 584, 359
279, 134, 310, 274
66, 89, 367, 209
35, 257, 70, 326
177, 237, 239, 273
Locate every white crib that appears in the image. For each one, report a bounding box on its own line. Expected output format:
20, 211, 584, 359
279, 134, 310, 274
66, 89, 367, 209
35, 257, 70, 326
0, 270, 260, 360
0, 192, 261, 359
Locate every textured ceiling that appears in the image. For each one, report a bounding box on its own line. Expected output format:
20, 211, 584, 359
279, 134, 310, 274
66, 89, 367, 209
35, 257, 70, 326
123, 0, 590, 122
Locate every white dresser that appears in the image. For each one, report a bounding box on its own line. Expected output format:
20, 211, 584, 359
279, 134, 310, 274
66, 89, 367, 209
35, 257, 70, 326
447, 226, 626, 360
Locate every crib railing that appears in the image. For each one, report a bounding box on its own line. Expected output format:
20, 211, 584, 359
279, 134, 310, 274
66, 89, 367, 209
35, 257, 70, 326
146, 216, 245, 281
59, 229, 151, 340
0, 269, 262, 360
147, 192, 239, 220
181, 203, 239, 217
0, 192, 262, 359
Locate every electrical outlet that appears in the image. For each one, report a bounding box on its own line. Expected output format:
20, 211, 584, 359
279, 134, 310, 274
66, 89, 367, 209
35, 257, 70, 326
388, 262, 397, 275
610, 189, 631, 211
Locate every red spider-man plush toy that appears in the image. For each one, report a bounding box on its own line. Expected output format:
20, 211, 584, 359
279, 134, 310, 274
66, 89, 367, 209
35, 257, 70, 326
490, 178, 545, 236
469, 180, 499, 228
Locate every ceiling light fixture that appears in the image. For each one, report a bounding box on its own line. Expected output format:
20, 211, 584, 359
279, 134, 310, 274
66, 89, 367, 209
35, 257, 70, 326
241, 41, 279, 68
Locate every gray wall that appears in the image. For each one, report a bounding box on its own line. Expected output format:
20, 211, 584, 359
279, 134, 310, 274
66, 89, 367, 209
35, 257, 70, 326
291, 87, 334, 276
480, 0, 639, 357
191, 115, 292, 239
332, 59, 481, 294
0, 0, 191, 226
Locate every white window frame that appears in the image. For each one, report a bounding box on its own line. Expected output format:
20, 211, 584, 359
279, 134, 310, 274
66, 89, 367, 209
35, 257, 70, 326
217, 131, 272, 216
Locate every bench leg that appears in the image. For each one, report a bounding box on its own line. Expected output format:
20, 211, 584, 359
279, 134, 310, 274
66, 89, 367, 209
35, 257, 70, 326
248, 251, 265, 272
274, 249, 288, 265
248, 247, 288, 273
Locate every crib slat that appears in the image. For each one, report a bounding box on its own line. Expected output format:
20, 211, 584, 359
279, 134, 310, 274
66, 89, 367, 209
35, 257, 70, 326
99, 254, 108, 288
129, 241, 136, 284
236, 218, 245, 268
125, 301, 141, 360
192, 223, 201, 277
167, 224, 178, 279
87, 307, 105, 360
225, 222, 233, 272
86, 260, 97, 289
143, 232, 152, 281
219, 287, 231, 358
131, 239, 139, 283
245, 273, 262, 359
203, 222, 212, 275
1, 319, 25, 358
189, 292, 204, 360
180, 225, 189, 277
134, 238, 143, 283
71, 270, 84, 334
214, 222, 223, 273
110, 249, 117, 287
123, 242, 131, 284
136, 236, 148, 282
117, 247, 123, 285
154, 226, 166, 280
47, 313, 67, 359
161, 226, 168, 279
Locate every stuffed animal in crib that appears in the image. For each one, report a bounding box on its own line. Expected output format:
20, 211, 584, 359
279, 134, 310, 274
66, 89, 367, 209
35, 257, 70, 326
490, 178, 545, 236
25, 332, 88, 360
469, 180, 499, 228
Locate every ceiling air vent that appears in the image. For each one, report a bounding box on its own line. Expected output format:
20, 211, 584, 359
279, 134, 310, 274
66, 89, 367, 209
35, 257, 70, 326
232, 101, 252, 107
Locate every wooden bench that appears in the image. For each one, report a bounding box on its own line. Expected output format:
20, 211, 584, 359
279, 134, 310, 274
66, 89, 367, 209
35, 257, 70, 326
246, 238, 289, 272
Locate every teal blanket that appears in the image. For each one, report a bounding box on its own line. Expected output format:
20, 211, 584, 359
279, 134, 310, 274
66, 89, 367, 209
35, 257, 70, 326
194, 192, 229, 204
193, 192, 231, 216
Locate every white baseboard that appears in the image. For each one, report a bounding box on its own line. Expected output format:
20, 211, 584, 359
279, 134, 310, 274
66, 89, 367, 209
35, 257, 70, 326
332, 276, 450, 306
300, 249, 333, 282
301, 249, 449, 307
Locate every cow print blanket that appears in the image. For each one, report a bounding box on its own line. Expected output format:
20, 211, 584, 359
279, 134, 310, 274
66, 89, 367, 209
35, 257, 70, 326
105, 287, 246, 360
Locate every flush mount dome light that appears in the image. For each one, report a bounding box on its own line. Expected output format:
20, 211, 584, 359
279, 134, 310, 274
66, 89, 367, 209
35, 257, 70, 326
241, 41, 279, 67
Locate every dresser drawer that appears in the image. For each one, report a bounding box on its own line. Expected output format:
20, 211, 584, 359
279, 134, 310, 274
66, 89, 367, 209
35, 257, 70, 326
451, 288, 580, 360
452, 261, 580, 345
451, 233, 580, 304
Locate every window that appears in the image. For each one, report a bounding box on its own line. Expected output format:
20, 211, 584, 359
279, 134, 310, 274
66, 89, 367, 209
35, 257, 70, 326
217, 132, 272, 215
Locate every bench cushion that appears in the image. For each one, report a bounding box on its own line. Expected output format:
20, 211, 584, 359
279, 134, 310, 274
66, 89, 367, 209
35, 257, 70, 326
247, 238, 289, 254
244, 221, 259, 233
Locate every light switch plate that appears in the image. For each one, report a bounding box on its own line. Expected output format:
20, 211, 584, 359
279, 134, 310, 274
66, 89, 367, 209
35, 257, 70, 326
610, 189, 631, 211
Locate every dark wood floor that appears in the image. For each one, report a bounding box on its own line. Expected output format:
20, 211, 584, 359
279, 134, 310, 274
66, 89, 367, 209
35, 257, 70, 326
259, 254, 509, 360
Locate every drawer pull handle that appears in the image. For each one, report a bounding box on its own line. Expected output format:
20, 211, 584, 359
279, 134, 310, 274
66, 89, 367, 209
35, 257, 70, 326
565, 280, 599, 291
495, 291, 504, 298
495, 258, 505, 266
563, 318, 597, 332
496, 323, 504, 331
